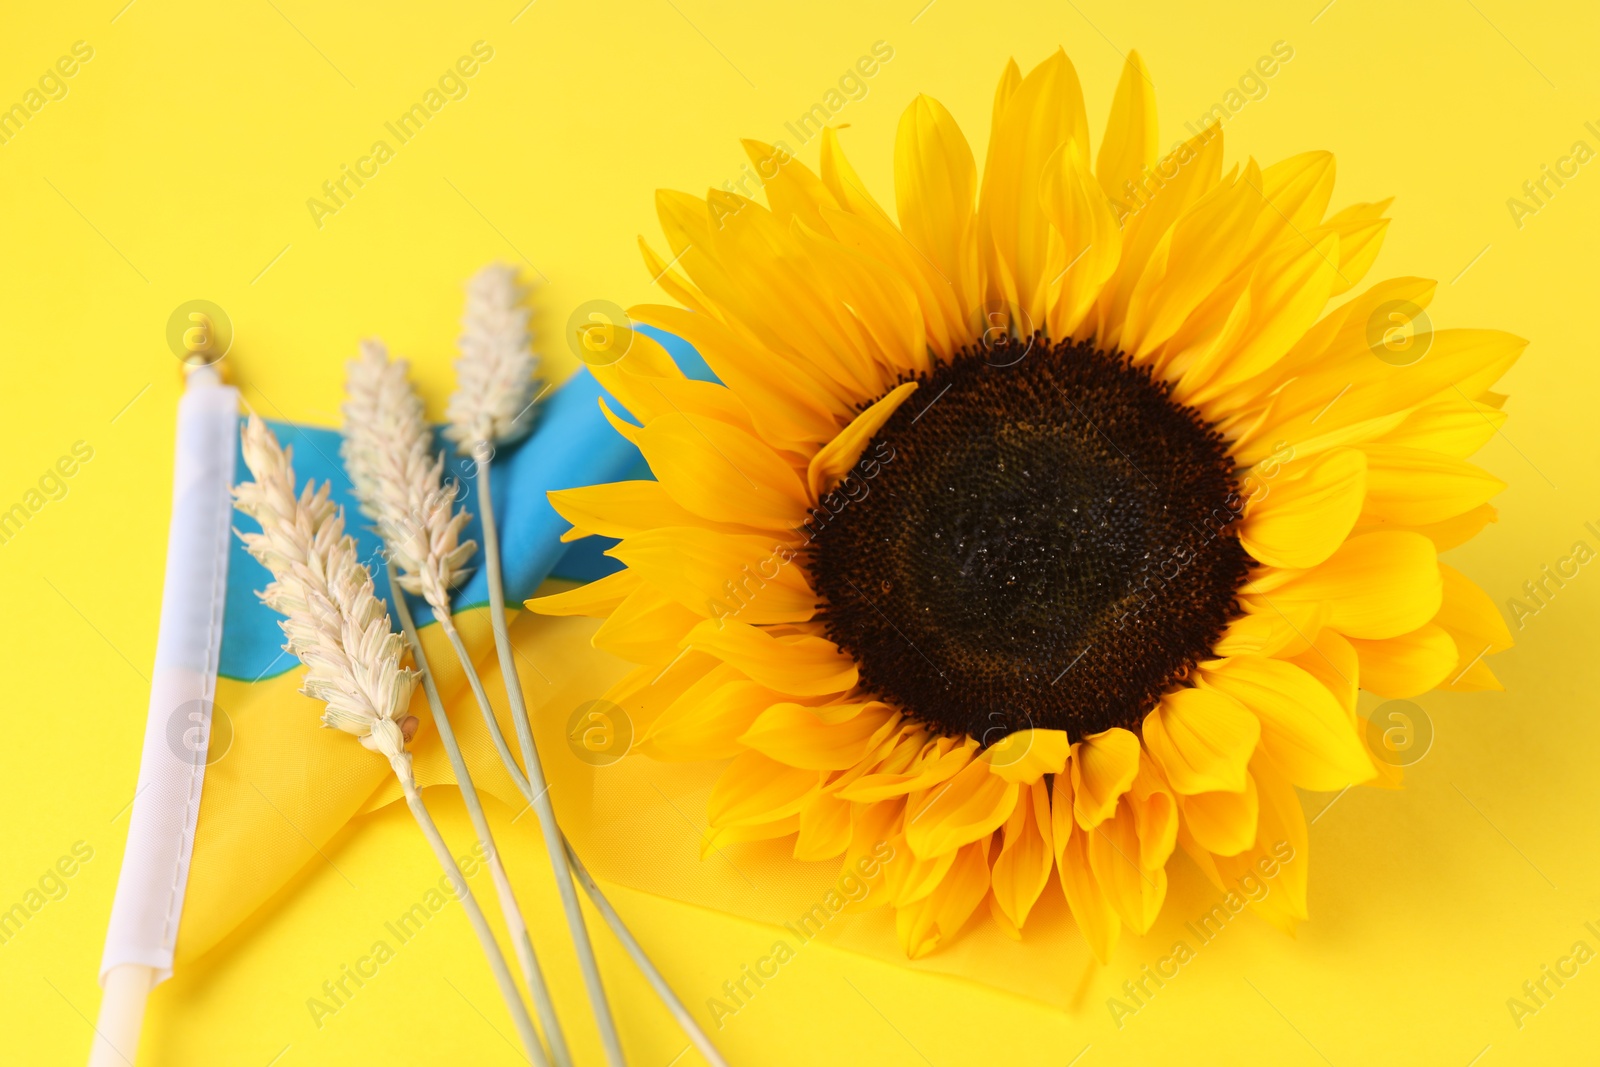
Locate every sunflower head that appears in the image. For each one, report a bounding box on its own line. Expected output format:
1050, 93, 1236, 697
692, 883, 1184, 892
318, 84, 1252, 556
532, 48, 1522, 961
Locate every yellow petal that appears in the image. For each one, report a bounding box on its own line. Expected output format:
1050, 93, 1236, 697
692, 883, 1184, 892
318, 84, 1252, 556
1212, 753, 1308, 934
1360, 503, 1498, 553
983, 728, 1071, 784
1095, 126, 1226, 348
822, 203, 965, 359
979, 49, 1091, 326
1052, 772, 1120, 962
1127, 754, 1179, 870
895, 94, 981, 319
790, 222, 931, 382
1174, 231, 1341, 406
988, 780, 1053, 935
701, 816, 800, 858
609, 527, 814, 626
592, 583, 704, 663
1433, 563, 1513, 692
1286, 627, 1360, 717
640, 674, 786, 762
904, 758, 1019, 858
1239, 448, 1366, 569
1070, 726, 1141, 827
741, 139, 837, 234
837, 735, 977, 803
1095, 50, 1158, 209
1141, 688, 1258, 795
740, 701, 899, 771
1177, 774, 1259, 857
1359, 445, 1506, 527
1347, 624, 1458, 699
629, 303, 843, 448
550, 480, 736, 543
1236, 328, 1526, 466
807, 381, 918, 499
637, 412, 810, 531
820, 125, 889, 220
1262, 531, 1442, 640
1121, 160, 1265, 360
1215, 596, 1327, 658
1041, 137, 1123, 339
1373, 393, 1505, 458
681, 619, 858, 697
707, 750, 820, 828
882, 824, 959, 908
896, 839, 992, 959
838, 799, 903, 911
1197, 656, 1374, 791
1088, 796, 1168, 934
638, 235, 718, 320
1249, 152, 1336, 258
1321, 199, 1392, 296
525, 568, 640, 617
794, 788, 854, 861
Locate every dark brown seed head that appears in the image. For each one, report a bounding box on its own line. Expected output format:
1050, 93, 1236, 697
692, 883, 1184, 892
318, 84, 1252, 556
807, 337, 1253, 744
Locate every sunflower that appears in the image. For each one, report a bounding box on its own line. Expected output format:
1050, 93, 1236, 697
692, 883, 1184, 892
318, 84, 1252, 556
530, 48, 1521, 961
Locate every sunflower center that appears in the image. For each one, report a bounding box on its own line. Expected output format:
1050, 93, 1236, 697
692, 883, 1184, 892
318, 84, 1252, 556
808, 337, 1253, 744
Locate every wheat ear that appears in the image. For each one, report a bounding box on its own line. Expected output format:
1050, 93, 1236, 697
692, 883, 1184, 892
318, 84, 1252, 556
449, 266, 729, 1067
445, 264, 639, 1067
233, 414, 548, 1067
343, 345, 572, 1067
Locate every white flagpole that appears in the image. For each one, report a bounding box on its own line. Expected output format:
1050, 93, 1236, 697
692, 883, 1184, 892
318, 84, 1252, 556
90, 348, 238, 1066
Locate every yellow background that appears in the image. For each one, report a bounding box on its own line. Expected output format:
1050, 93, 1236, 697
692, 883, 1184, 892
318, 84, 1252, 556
3, 0, 1598, 1063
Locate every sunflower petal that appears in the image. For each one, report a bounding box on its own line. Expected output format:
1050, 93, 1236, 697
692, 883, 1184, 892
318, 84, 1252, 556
1240, 447, 1366, 569
525, 568, 641, 617
904, 758, 1019, 858
630, 303, 843, 447
1041, 138, 1123, 339
1285, 627, 1360, 717
682, 619, 858, 696
1095, 50, 1158, 209
637, 411, 810, 530
741, 701, 899, 771
1237, 328, 1526, 465
592, 583, 705, 663
708, 750, 820, 828
837, 735, 978, 803
807, 381, 918, 499
794, 788, 855, 861
896, 94, 981, 317
1374, 394, 1505, 458
1141, 688, 1258, 795
1262, 531, 1442, 640
1070, 726, 1142, 827
1359, 445, 1506, 527
988, 780, 1053, 936
551, 480, 736, 542
980, 49, 1092, 325
610, 526, 813, 626
983, 727, 1072, 784
1197, 655, 1374, 790
1177, 774, 1259, 856
1052, 772, 1120, 962
1347, 624, 1458, 699
896, 838, 992, 958
1088, 796, 1167, 934
641, 674, 787, 761
1434, 564, 1512, 691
